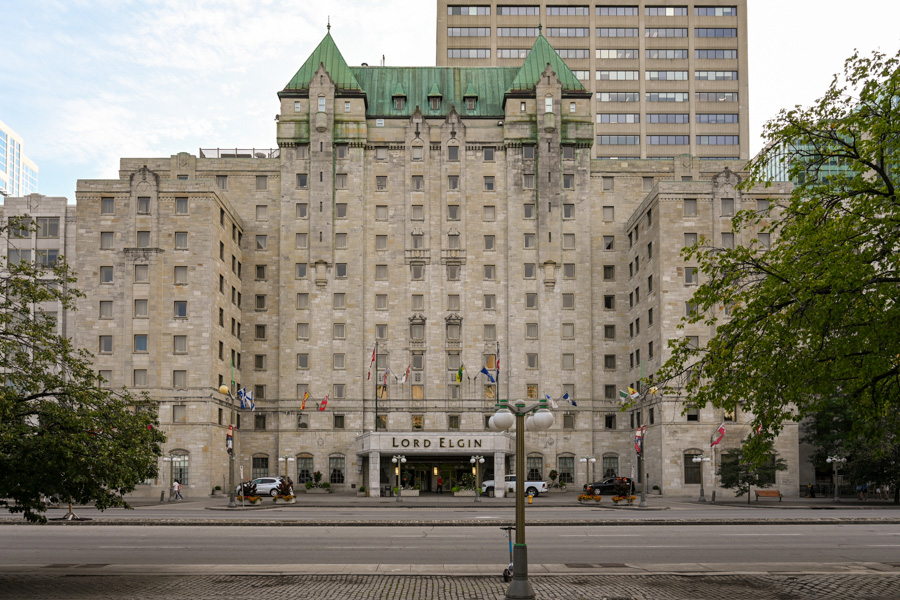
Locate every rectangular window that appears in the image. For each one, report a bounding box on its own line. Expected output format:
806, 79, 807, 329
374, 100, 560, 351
174, 232, 188, 249
333, 293, 345, 309
525, 293, 537, 309
99, 300, 113, 319
722, 232, 734, 249
101, 197, 115, 214
563, 293, 574, 309
376, 176, 387, 191
483, 294, 495, 310
136, 231, 151, 248
137, 197, 151, 214
100, 266, 114, 284
563, 233, 575, 249
376, 294, 387, 310
563, 263, 575, 279
484, 176, 495, 191
134, 299, 148, 318
684, 232, 698, 247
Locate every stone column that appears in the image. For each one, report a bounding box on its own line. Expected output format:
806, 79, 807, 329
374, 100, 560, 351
368, 451, 381, 497
493, 451, 506, 494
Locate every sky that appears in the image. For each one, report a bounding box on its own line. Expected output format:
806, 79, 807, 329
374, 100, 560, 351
2, 0, 899, 201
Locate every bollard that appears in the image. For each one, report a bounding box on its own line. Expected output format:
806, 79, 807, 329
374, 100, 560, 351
711, 490, 716, 504
159, 491, 165, 504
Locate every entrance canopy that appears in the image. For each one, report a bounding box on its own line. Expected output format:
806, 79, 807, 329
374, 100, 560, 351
355, 431, 513, 456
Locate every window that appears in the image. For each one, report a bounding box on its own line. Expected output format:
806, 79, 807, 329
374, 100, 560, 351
448, 175, 459, 190
697, 135, 740, 146
484, 294, 495, 310
563, 174, 575, 189
333, 293, 345, 309
447, 264, 460, 280
604, 324, 616, 339
333, 353, 345, 369
376, 176, 387, 191
99, 266, 114, 284
297, 353, 309, 369
172, 370, 187, 388
132, 369, 147, 387
525, 322, 538, 339
375, 264, 388, 280
597, 27, 639, 37
173, 301, 187, 318
604, 295, 615, 310
136, 231, 151, 248
483, 205, 495, 221
564, 263, 575, 279
484, 264, 495, 280
526, 456, 543, 481
684, 452, 702, 484
695, 28, 738, 37
563, 293, 574, 309
376, 294, 387, 310
411, 264, 424, 280
685, 267, 697, 285
757, 199, 770, 212
562, 353, 575, 370
484, 176, 495, 191
721, 198, 734, 216
136, 197, 151, 214
329, 455, 346, 484
563, 233, 575, 249
448, 145, 459, 161
134, 299, 148, 318
562, 322, 575, 338
646, 28, 688, 37
335, 263, 347, 278
483, 324, 496, 341
563, 413, 575, 430
174, 231, 188, 250
375, 205, 388, 221
596, 70, 639, 81
524, 233, 535, 249
99, 301, 113, 319
448, 205, 460, 220
375, 324, 387, 340
484, 235, 495, 251
604, 354, 616, 369
758, 233, 771, 249
684, 232, 698, 247
101, 197, 115, 214
525, 293, 537, 309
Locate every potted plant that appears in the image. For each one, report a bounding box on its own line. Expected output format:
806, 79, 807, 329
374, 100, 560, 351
237, 481, 258, 504
212, 485, 222, 496
305, 471, 331, 493
453, 474, 477, 496
357, 485, 368, 497
653, 485, 661, 495
273, 479, 295, 503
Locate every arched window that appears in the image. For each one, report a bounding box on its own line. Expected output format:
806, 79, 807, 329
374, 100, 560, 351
252, 453, 269, 479
557, 454, 575, 484
296, 453, 313, 484
329, 454, 346, 484
602, 453, 619, 478
170, 449, 190, 486
526, 453, 543, 480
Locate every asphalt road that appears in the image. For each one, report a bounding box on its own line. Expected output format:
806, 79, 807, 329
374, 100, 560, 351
3, 523, 899, 568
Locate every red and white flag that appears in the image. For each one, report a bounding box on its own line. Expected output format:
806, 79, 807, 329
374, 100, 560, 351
634, 425, 646, 454
401, 365, 410, 384
710, 422, 726, 447
367, 347, 376, 380
318, 395, 329, 411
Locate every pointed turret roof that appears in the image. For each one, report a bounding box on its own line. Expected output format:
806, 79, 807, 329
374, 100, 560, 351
507, 33, 587, 93
282, 31, 362, 93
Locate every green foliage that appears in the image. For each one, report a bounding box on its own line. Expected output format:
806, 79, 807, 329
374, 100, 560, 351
238, 481, 257, 497
718, 445, 787, 497
0, 220, 165, 523
657, 48, 900, 466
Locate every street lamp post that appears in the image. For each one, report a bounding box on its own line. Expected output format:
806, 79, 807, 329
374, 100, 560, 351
278, 456, 295, 479
392, 455, 406, 502
826, 456, 846, 503
692, 454, 711, 502
471, 455, 485, 503
489, 398, 554, 600
579, 456, 596, 491
218, 385, 238, 508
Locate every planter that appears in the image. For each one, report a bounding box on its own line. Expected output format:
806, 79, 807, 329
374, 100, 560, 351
274, 496, 295, 504
305, 488, 331, 494
453, 490, 476, 497
356, 491, 368, 497
548, 487, 568, 494
399, 489, 419, 497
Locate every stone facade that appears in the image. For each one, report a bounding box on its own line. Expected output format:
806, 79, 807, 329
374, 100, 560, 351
65, 30, 797, 499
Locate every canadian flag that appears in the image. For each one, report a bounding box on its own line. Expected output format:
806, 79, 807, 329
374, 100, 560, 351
710, 422, 726, 447
401, 365, 410, 384
318, 396, 329, 412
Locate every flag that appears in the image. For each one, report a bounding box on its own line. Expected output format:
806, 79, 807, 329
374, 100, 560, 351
545, 393, 558, 409
480, 366, 496, 383
562, 392, 575, 407
318, 395, 329, 411
401, 365, 410, 384
237, 387, 247, 410
383, 367, 391, 385
710, 422, 726, 447
618, 390, 630, 405
301, 391, 310, 410
634, 425, 646, 454
367, 346, 376, 380
456, 364, 464, 383
648, 386, 658, 395
754, 423, 763, 436
246, 389, 255, 411
628, 386, 640, 400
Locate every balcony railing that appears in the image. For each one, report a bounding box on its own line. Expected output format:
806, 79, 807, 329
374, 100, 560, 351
199, 148, 280, 159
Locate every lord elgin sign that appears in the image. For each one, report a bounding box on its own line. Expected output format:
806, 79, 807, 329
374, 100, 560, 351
392, 436, 484, 449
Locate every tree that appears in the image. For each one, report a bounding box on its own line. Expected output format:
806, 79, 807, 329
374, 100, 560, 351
0, 218, 165, 523
657, 48, 900, 467
718, 444, 787, 503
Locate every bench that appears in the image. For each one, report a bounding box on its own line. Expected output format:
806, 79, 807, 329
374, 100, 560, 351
755, 489, 783, 502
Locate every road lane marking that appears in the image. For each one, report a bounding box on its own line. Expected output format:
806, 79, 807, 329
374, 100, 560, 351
732, 534, 802, 536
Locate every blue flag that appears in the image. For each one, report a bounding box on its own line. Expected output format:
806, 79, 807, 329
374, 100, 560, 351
562, 392, 576, 407
236, 387, 247, 410
480, 366, 496, 383
247, 389, 255, 412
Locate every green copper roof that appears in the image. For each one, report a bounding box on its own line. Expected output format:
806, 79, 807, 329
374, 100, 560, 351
463, 81, 477, 98
349, 66, 519, 117
507, 33, 587, 93
283, 32, 362, 93
391, 82, 406, 97
427, 82, 442, 97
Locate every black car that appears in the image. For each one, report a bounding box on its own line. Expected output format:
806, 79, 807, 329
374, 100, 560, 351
583, 477, 636, 495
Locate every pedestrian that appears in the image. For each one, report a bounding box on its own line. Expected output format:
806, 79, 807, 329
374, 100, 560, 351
883, 484, 891, 500
287, 476, 294, 495
862, 482, 868, 501
437, 476, 443, 494
857, 483, 863, 500
173, 479, 183, 500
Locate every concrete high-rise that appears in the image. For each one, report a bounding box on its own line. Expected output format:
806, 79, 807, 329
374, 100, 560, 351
437, 1, 748, 160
